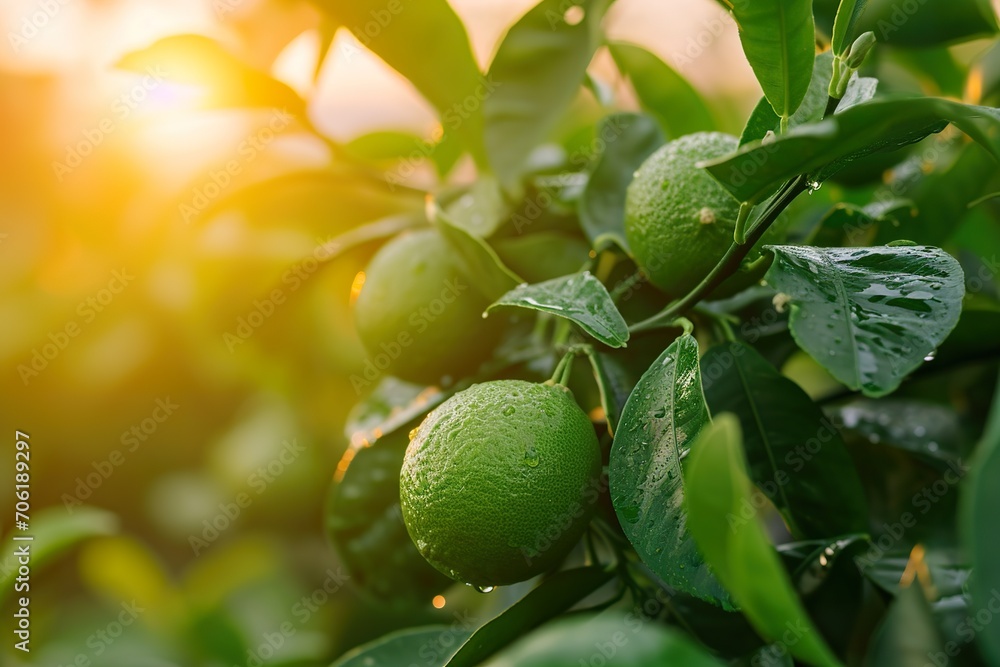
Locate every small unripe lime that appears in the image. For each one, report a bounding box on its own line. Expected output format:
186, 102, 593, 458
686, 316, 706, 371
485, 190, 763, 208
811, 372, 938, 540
625, 132, 781, 298
400, 379, 602, 587
353, 229, 499, 385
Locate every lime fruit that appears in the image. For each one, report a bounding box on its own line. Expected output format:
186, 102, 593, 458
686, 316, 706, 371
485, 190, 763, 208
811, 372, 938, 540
624, 132, 780, 298
399, 379, 602, 587
353, 228, 499, 385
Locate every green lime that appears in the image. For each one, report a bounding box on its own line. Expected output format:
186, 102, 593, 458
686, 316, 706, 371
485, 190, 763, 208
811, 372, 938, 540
624, 132, 780, 298
399, 379, 602, 587
353, 228, 499, 385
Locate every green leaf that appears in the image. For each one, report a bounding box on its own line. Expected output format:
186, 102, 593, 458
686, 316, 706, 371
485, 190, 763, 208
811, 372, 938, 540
832, 0, 870, 55
116, 35, 305, 115
578, 113, 664, 251
484, 0, 609, 187
835, 399, 965, 469
0, 507, 118, 605
445, 177, 510, 237
836, 75, 878, 112
346, 377, 451, 444
701, 342, 868, 539
483, 612, 725, 666
960, 374, 1000, 667
486, 272, 629, 348
704, 98, 1000, 204
853, 0, 998, 47
683, 415, 843, 667
608, 42, 716, 137
729, 0, 816, 122
609, 333, 732, 608
446, 567, 614, 666
434, 205, 523, 301
811, 198, 914, 247
764, 245, 965, 397
331, 625, 473, 666
493, 232, 591, 284
864, 582, 944, 666
739, 52, 836, 146
315, 0, 487, 164
344, 130, 427, 162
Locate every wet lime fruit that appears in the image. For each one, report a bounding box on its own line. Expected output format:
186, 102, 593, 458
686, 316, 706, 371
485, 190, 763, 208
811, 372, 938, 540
399, 379, 602, 587
353, 228, 499, 385
624, 132, 781, 298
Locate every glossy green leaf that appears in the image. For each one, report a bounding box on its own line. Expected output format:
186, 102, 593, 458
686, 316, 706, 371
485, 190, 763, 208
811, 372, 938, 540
836, 75, 878, 112
961, 374, 1000, 667
864, 582, 943, 666
315, 0, 486, 164
608, 42, 716, 137
859, 547, 971, 598
683, 415, 843, 667
835, 399, 965, 469
701, 342, 868, 539
116, 35, 305, 114
832, 0, 870, 55
811, 198, 914, 247
853, 0, 997, 47
578, 112, 664, 251
332, 625, 472, 666
704, 98, 1000, 204
609, 334, 731, 608
0, 507, 118, 605
483, 612, 725, 667
446, 567, 614, 666
434, 205, 523, 301
765, 245, 965, 397
346, 377, 451, 444
484, 0, 609, 187
730, 0, 816, 122
740, 52, 836, 146
486, 272, 628, 347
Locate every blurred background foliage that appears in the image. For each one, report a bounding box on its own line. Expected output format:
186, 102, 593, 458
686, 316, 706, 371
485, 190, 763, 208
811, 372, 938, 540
1, 0, 999, 665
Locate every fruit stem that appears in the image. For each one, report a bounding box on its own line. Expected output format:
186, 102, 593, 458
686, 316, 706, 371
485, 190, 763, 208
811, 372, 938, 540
733, 202, 752, 245
629, 175, 809, 333
550, 349, 578, 386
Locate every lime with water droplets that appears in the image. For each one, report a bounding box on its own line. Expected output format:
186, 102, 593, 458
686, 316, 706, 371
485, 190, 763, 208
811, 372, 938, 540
399, 379, 602, 587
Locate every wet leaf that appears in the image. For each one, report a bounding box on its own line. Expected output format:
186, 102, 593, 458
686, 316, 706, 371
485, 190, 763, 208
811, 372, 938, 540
740, 52, 835, 147
705, 98, 1000, 204
764, 245, 965, 397
609, 334, 731, 607
702, 342, 868, 539
487, 272, 628, 348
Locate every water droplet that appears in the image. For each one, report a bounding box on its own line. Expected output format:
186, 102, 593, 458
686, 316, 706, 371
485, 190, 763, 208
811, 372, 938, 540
913, 425, 927, 437
502, 405, 516, 417
927, 441, 939, 452
924, 351, 937, 362
653, 408, 667, 419
524, 445, 540, 467
473, 585, 495, 593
